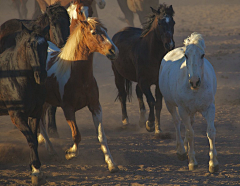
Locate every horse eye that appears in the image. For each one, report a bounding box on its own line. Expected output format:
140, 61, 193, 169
201, 54, 205, 59
91, 30, 97, 35
185, 54, 188, 59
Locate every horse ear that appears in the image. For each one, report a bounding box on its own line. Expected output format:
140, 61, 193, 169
42, 25, 50, 37
169, 5, 174, 12
150, 7, 158, 14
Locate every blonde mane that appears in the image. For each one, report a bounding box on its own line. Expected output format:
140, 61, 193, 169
53, 17, 105, 78
183, 32, 205, 52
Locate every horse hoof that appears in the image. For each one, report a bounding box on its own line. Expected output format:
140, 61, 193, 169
146, 121, 155, 132
176, 152, 188, 161
122, 118, 129, 126
189, 163, 198, 171
209, 164, 219, 173
65, 150, 78, 160
31, 172, 46, 186
109, 165, 119, 173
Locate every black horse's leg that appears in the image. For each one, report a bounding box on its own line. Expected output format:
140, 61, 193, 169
154, 84, 163, 137
138, 80, 155, 132
117, 0, 134, 26
112, 64, 129, 126
47, 105, 59, 138
136, 84, 146, 127
9, 111, 45, 185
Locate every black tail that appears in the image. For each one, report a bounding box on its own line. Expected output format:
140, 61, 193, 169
115, 79, 132, 102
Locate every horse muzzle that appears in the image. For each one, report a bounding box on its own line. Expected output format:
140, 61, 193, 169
189, 77, 201, 90
164, 40, 175, 52
106, 47, 119, 60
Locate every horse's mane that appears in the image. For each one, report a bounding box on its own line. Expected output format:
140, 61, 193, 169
35, 2, 69, 26
141, 4, 175, 37
54, 17, 105, 77
183, 32, 205, 52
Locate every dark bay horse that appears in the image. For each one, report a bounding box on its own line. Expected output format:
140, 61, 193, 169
40, 18, 119, 172
111, 4, 175, 137
0, 24, 48, 185
0, 2, 70, 54
117, 0, 159, 27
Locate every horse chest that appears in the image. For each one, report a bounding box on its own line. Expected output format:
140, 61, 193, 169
176, 89, 214, 114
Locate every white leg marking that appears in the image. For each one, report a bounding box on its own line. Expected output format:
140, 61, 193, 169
202, 104, 219, 171
179, 107, 198, 170
92, 106, 117, 170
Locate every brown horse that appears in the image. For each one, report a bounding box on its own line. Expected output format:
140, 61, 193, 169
67, 0, 93, 32
36, 0, 105, 16
111, 4, 175, 137
117, 0, 159, 27
45, 0, 93, 138
40, 17, 119, 172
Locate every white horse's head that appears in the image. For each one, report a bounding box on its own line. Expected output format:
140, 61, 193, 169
184, 32, 205, 90
95, 0, 106, 9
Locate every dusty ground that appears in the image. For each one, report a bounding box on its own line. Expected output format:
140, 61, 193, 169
0, 0, 240, 185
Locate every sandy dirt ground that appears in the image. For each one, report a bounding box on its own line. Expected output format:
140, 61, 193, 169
0, 0, 240, 185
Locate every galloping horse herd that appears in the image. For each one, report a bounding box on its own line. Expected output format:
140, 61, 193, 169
0, 0, 219, 185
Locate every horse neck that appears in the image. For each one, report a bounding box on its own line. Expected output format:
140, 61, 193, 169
142, 27, 166, 61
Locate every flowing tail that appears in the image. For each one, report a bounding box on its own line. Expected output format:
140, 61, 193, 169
115, 79, 132, 102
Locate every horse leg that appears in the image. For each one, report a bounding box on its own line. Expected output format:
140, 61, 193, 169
138, 80, 155, 132
8, 111, 45, 185
20, 0, 28, 19
178, 107, 198, 170
202, 103, 219, 173
165, 103, 187, 161
117, 0, 134, 26
88, 103, 118, 173
37, 103, 56, 155
183, 114, 194, 153
47, 105, 59, 138
62, 107, 81, 160
137, 11, 146, 27
112, 64, 129, 126
154, 84, 163, 137
136, 84, 146, 128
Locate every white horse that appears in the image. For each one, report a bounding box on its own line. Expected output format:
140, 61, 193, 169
159, 32, 219, 173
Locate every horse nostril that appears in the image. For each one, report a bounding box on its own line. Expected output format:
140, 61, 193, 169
109, 49, 114, 55
196, 78, 201, 87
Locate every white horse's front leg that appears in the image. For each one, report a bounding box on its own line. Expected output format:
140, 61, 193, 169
179, 107, 198, 170
166, 103, 187, 160
90, 105, 118, 173
202, 103, 219, 173
183, 114, 195, 153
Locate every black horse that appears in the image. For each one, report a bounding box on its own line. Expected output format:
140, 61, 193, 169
111, 4, 175, 137
0, 2, 70, 54
0, 24, 48, 185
